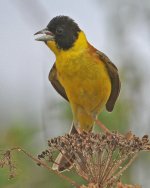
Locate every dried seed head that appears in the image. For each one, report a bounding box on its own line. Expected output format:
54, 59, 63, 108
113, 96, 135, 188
39, 132, 150, 187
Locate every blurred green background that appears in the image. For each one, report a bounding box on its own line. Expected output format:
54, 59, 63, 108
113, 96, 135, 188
0, 0, 150, 187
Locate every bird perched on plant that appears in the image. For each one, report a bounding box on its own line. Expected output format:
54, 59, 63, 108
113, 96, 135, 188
35, 15, 121, 171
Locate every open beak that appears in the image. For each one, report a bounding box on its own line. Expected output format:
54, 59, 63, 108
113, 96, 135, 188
34, 28, 55, 42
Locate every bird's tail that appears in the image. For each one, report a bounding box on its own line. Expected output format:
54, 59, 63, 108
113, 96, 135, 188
52, 122, 78, 172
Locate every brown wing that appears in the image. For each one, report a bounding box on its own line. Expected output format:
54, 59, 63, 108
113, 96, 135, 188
48, 63, 68, 101
97, 51, 121, 112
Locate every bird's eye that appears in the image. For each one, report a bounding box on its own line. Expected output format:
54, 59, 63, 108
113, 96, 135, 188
56, 27, 64, 35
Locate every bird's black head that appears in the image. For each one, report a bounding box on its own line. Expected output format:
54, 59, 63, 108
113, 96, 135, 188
35, 16, 81, 50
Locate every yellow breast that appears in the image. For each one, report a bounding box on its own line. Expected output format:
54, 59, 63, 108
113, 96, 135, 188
55, 33, 111, 114
58, 56, 111, 112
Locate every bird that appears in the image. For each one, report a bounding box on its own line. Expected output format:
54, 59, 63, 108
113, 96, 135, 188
34, 15, 121, 171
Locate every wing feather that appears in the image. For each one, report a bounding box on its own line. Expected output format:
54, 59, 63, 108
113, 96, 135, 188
48, 63, 68, 101
97, 51, 121, 112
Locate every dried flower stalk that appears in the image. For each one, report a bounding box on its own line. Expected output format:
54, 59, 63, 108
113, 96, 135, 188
0, 148, 80, 187
117, 182, 141, 188
80, 182, 141, 188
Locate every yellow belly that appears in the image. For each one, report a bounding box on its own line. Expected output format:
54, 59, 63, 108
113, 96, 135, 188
56, 53, 111, 131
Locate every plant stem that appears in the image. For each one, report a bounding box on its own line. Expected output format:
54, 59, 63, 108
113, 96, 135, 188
10, 147, 80, 188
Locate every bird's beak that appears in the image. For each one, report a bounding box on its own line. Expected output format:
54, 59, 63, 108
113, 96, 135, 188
34, 28, 55, 42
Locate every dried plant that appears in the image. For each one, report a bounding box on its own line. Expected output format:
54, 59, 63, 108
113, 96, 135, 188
116, 182, 141, 188
0, 132, 149, 188
80, 182, 141, 188
80, 183, 99, 188
38, 132, 150, 188
0, 150, 16, 179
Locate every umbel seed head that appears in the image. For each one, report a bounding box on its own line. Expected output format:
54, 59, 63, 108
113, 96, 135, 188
38, 132, 150, 187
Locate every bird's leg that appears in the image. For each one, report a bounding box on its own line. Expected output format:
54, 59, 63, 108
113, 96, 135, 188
95, 118, 112, 134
